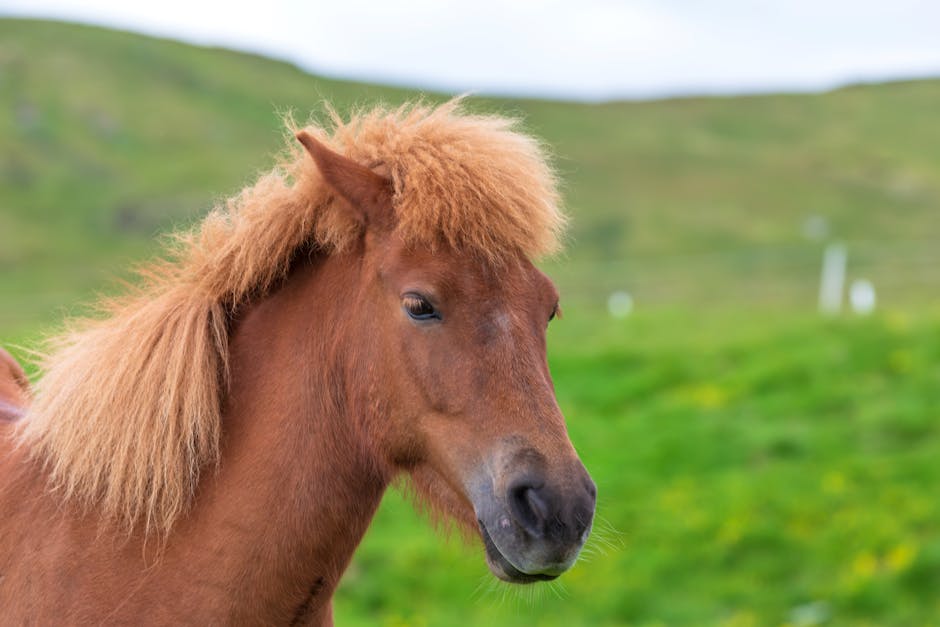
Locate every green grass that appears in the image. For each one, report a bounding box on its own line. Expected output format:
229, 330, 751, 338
2, 17, 939, 626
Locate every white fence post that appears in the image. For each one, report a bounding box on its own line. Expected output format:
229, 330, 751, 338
819, 243, 847, 315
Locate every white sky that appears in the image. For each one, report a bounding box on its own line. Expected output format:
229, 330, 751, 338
3, 0, 939, 101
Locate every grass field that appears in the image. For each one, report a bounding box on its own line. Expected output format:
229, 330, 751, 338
2, 18, 939, 625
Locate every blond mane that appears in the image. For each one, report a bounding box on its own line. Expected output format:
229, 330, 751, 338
17, 100, 565, 534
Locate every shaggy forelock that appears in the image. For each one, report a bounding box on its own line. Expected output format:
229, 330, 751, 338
17, 99, 566, 534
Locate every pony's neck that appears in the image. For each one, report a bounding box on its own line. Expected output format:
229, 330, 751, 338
185, 250, 390, 621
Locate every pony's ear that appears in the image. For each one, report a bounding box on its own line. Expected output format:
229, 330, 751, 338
295, 130, 393, 228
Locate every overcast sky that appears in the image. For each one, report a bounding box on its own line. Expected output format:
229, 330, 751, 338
3, 0, 939, 101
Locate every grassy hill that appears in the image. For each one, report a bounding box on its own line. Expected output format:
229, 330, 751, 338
2, 18, 939, 338
2, 18, 940, 626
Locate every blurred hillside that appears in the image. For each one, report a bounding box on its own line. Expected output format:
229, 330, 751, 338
1, 18, 939, 336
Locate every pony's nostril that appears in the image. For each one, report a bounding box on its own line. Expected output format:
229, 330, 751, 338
525, 486, 549, 521
509, 483, 548, 538
507, 478, 595, 544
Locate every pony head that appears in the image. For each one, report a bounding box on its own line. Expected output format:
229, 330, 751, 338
296, 118, 595, 583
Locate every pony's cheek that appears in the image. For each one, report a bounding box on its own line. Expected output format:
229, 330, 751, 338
397, 332, 472, 416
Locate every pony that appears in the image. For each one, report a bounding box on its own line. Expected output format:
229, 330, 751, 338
0, 101, 596, 624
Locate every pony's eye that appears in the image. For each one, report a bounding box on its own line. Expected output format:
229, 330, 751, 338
548, 302, 560, 323
402, 293, 441, 321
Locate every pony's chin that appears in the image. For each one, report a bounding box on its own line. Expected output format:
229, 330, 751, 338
479, 521, 558, 584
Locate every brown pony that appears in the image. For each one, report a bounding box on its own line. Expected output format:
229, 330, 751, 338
0, 101, 595, 624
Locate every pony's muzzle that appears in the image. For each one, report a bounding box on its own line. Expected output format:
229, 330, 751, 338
474, 462, 596, 583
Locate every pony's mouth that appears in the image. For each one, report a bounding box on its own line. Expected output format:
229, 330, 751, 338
478, 520, 558, 584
